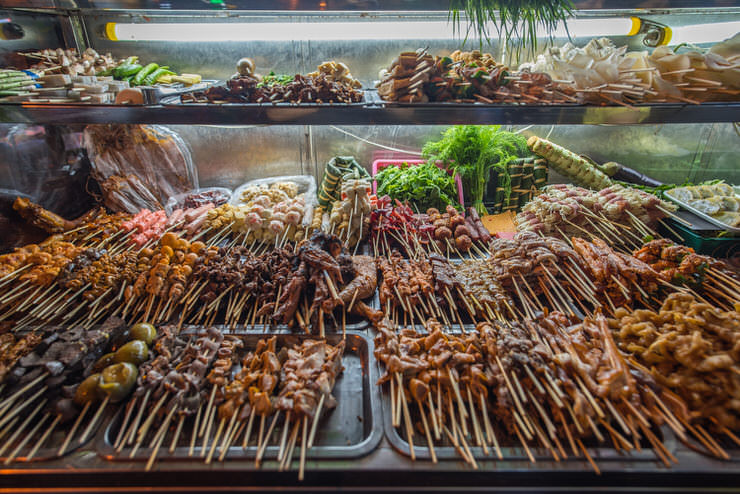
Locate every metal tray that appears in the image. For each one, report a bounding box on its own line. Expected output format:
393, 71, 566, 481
664, 188, 740, 234
0, 409, 111, 463
97, 330, 382, 462
376, 360, 676, 464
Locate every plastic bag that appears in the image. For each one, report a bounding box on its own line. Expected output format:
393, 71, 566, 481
2, 124, 97, 220
0, 188, 48, 253
83, 124, 198, 213
230, 175, 317, 228
165, 187, 232, 215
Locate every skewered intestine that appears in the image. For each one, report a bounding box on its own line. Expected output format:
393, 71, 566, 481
609, 292, 740, 432
373, 312, 704, 467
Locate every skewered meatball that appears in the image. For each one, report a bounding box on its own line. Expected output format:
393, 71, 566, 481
434, 226, 453, 240
454, 224, 470, 238
450, 214, 465, 229
455, 234, 472, 252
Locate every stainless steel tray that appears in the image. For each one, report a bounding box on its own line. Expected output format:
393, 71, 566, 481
664, 188, 740, 234
379, 379, 675, 463
97, 330, 382, 462
0, 410, 110, 463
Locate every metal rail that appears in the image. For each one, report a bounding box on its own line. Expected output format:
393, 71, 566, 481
0, 101, 738, 125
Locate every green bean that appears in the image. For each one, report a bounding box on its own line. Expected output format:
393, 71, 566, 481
142, 67, 174, 86
132, 63, 158, 86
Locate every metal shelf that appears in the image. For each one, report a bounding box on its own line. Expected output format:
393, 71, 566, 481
4, 0, 738, 12
1, 101, 739, 125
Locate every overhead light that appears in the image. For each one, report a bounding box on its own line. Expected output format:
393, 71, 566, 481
664, 21, 739, 46
105, 17, 640, 43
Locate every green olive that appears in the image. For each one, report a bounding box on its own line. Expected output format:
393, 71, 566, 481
92, 352, 116, 373
74, 373, 102, 406
114, 340, 149, 366
99, 362, 138, 403
129, 323, 156, 345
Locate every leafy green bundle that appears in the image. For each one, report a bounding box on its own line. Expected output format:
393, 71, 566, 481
422, 125, 528, 215
375, 162, 459, 211
449, 0, 573, 58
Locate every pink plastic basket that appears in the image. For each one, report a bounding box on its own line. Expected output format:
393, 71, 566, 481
371, 159, 465, 207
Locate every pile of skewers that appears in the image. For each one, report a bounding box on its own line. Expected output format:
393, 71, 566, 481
609, 293, 740, 459
377, 48, 577, 105
112, 329, 345, 477
633, 239, 740, 310
516, 183, 679, 250
609, 292, 740, 453
369, 198, 491, 258
0, 317, 155, 464
521, 37, 740, 106
375, 229, 739, 328
0, 191, 383, 333
184, 59, 363, 105
374, 312, 730, 471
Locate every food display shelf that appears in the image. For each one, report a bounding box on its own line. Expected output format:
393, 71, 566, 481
1, 101, 739, 126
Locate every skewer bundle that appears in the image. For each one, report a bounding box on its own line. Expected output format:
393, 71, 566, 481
369, 198, 491, 259
377, 48, 577, 105
184, 232, 382, 333
374, 313, 725, 470
571, 236, 663, 308
0, 316, 132, 463
517, 183, 677, 250
633, 239, 740, 310
609, 292, 740, 451
112, 330, 345, 475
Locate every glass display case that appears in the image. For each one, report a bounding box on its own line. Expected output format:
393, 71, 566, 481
0, 1, 738, 492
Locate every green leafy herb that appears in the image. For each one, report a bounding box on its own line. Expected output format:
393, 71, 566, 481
375, 162, 459, 212
449, 0, 574, 58
257, 71, 294, 87
422, 125, 528, 215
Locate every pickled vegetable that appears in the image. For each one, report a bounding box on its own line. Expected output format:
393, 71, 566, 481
92, 352, 116, 373
114, 340, 149, 365
129, 323, 157, 345
74, 373, 102, 406
99, 363, 138, 403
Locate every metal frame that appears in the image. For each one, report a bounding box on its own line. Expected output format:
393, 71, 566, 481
1, 101, 739, 125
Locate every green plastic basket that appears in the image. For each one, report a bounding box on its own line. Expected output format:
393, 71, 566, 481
659, 219, 740, 258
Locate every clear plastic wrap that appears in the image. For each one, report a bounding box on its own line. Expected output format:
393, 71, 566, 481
0, 188, 48, 253
83, 124, 198, 213
230, 175, 317, 228
164, 186, 232, 215
2, 124, 97, 220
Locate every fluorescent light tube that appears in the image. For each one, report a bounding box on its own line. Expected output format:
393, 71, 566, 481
664, 21, 740, 45
105, 18, 639, 42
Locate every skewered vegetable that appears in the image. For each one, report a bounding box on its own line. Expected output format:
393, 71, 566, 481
527, 136, 613, 190
99, 362, 138, 403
